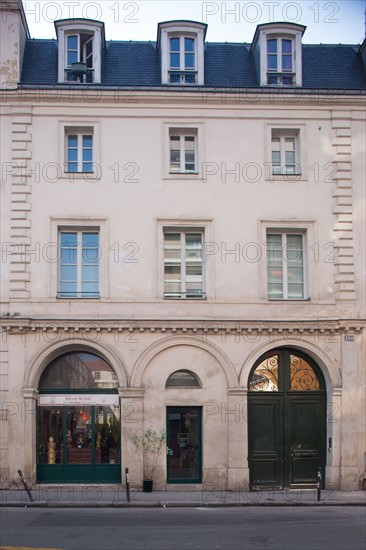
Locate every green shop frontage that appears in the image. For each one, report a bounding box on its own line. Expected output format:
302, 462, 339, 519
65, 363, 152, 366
37, 352, 121, 484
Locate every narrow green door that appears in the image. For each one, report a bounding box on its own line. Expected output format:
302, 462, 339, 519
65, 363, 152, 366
248, 349, 326, 489
167, 407, 202, 483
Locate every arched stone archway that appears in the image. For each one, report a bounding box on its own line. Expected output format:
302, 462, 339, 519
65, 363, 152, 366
130, 335, 238, 388
25, 338, 128, 390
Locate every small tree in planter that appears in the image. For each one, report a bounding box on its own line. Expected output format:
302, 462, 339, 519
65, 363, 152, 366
131, 427, 166, 492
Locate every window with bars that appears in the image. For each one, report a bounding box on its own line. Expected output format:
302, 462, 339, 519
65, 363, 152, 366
59, 230, 100, 298
266, 232, 305, 300
169, 130, 197, 173
164, 230, 204, 299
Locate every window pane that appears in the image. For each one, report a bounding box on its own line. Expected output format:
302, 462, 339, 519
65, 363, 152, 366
67, 135, 77, 147
38, 407, 63, 464
83, 135, 93, 148
66, 406, 92, 464
95, 406, 121, 464
166, 370, 199, 387
185, 53, 194, 69
249, 354, 279, 391
268, 283, 283, 299
170, 37, 180, 51
185, 38, 194, 52
267, 55, 277, 70
82, 265, 98, 282
67, 35, 78, 49
290, 355, 320, 391
67, 51, 78, 65
170, 53, 180, 68
282, 40, 292, 54
288, 283, 304, 299
285, 137, 295, 150
39, 352, 117, 389
271, 137, 280, 150
82, 281, 99, 297
267, 39, 277, 53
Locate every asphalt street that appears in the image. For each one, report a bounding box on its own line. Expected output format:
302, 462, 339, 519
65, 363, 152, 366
0, 506, 365, 550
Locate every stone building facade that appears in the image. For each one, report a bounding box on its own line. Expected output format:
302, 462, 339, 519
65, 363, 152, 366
0, 0, 365, 491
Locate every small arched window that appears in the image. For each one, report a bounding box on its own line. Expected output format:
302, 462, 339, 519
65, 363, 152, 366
166, 370, 201, 388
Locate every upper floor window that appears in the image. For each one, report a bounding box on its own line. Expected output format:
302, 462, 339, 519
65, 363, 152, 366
170, 129, 197, 173
250, 23, 305, 87
65, 33, 94, 82
65, 128, 93, 173
157, 21, 207, 85
266, 232, 305, 300
55, 19, 105, 84
271, 129, 300, 175
267, 37, 294, 85
59, 230, 99, 299
169, 36, 196, 83
164, 229, 205, 299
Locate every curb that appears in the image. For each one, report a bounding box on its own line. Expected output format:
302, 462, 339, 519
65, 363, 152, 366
0, 500, 365, 508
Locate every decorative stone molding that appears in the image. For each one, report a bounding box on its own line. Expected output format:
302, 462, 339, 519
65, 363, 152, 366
1, 319, 363, 336
331, 110, 356, 301
9, 106, 33, 300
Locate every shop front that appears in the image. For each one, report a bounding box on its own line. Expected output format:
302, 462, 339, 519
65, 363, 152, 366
37, 351, 121, 484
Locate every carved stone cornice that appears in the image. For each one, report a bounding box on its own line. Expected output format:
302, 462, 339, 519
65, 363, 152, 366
1, 319, 364, 336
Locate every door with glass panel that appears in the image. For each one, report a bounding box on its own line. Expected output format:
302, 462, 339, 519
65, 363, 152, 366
248, 349, 326, 489
167, 407, 202, 483
37, 351, 121, 483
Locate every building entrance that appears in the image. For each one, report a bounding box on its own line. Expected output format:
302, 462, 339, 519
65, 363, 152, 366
248, 349, 326, 489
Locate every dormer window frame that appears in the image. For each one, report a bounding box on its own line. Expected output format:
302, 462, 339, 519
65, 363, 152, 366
251, 23, 305, 88
157, 21, 207, 86
266, 35, 295, 86
55, 19, 105, 85
169, 34, 197, 84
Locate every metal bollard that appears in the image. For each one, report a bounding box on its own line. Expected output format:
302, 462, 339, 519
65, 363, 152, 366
125, 467, 130, 503
17, 469, 34, 502
317, 467, 322, 502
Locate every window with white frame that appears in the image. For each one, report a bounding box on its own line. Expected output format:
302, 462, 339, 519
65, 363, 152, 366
266, 232, 306, 300
164, 230, 204, 299
59, 230, 99, 298
169, 129, 197, 173
169, 36, 196, 83
267, 37, 294, 85
55, 20, 105, 84
65, 128, 93, 173
65, 32, 94, 82
271, 129, 300, 175
157, 21, 206, 85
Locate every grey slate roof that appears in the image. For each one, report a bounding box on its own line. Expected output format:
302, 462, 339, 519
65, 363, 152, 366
20, 39, 366, 89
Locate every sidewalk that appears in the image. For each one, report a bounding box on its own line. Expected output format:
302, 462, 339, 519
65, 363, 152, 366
1, 486, 365, 507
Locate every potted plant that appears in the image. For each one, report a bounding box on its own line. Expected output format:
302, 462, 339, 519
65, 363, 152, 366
131, 427, 165, 492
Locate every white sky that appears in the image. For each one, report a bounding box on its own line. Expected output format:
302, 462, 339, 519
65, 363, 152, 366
23, 0, 365, 45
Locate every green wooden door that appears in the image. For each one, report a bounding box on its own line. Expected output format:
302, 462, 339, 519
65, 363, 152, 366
248, 349, 326, 489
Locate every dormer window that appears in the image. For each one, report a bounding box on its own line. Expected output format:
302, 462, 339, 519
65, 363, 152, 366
55, 19, 105, 84
251, 22, 305, 87
157, 21, 207, 85
169, 36, 196, 83
65, 33, 93, 82
267, 37, 294, 85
